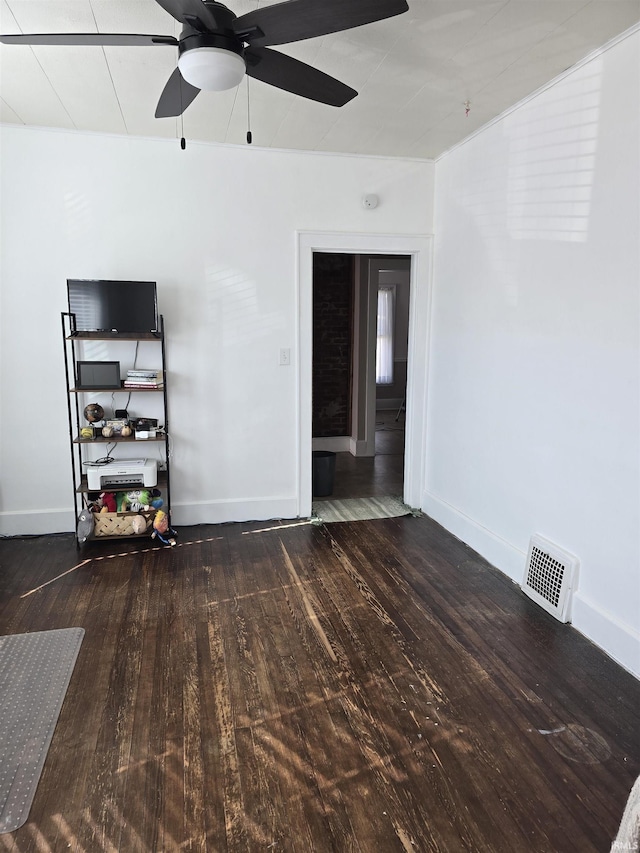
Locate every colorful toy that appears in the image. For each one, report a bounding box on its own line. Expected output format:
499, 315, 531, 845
151, 509, 177, 547
149, 488, 164, 510
100, 492, 117, 513
125, 489, 151, 512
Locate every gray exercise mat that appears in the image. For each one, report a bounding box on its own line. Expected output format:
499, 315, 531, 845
0, 627, 85, 833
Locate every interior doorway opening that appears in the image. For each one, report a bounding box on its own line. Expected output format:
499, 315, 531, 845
297, 231, 432, 520
311, 253, 411, 502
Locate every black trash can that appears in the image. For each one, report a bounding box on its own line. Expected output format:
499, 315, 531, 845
312, 450, 336, 497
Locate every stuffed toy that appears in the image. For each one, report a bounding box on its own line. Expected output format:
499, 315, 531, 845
125, 489, 151, 512
151, 509, 177, 547
131, 515, 147, 534
99, 492, 117, 513
116, 492, 129, 512
77, 509, 94, 543
149, 488, 164, 510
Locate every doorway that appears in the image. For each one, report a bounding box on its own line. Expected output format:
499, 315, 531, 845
297, 232, 433, 519
311, 253, 410, 501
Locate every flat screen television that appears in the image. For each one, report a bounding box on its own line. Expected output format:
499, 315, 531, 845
67, 279, 158, 333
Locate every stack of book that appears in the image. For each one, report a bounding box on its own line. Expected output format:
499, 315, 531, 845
124, 369, 164, 389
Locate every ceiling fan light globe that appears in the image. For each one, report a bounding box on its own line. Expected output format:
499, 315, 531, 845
178, 47, 245, 91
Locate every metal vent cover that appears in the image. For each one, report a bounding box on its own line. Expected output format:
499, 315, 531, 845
522, 534, 579, 622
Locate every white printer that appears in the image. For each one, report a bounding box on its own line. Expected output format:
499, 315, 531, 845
86, 458, 158, 490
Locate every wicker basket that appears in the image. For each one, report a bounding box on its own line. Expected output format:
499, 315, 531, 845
93, 510, 155, 537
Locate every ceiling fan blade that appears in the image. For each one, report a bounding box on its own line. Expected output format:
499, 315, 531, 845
153, 0, 220, 31
234, 0, 408, 47
245, 47, 356, 107
0, 32, 178, 46
155, 67, 201, 117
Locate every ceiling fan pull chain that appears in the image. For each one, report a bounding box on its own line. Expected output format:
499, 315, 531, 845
180, 70, 186, 149
246, 76, 252, 144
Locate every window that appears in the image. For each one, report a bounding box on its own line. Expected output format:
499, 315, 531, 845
376, 285, 394, 385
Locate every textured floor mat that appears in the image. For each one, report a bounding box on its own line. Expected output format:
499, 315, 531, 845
312, 495, 413, 523
0, 627, 84, 833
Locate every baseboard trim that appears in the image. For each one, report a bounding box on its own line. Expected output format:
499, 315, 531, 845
421, 490, 525, 582
0, 508, 75, 537
421, 490, 640, 681
312, 436, 351, 452
349, 438, 372, 457
0, 497, 303, 537
572, 594, 640, 679
171, 497, 301, 526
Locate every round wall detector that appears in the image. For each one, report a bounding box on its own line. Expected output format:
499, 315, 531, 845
362, 194, 379, 209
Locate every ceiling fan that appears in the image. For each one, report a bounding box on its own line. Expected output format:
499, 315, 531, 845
0, 0, 409, 118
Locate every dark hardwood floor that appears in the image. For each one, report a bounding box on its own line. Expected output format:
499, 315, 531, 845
329, 410, 405, 500
1, 512, 639, 852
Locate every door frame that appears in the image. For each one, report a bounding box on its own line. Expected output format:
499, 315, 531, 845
361, 257, 411, 458
296, 231, 433, 517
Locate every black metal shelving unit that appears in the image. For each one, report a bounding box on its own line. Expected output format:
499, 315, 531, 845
62, 312, 172, 546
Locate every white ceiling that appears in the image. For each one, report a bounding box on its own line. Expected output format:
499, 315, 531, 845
1, 0, 639, 159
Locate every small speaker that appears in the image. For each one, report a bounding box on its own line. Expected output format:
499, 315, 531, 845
115, 409, 128, 419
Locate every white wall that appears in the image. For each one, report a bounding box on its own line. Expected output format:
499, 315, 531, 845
0, 127, 434, 534
427, 30, 640, 677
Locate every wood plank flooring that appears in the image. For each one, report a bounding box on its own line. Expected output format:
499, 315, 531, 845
1, 514, 639, 852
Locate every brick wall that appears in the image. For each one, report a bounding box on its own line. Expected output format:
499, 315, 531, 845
312, 253, 353, 437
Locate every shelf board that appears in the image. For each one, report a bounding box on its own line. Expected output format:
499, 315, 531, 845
67, 331, 162, 341
70, 384, 163, 393
74, 434, 166, 444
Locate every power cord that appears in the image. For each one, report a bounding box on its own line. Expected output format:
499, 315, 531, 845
83, 442, 116, 466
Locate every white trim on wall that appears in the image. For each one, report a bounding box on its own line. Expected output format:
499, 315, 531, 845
571, 594, 640, 679
422, 489, 640, 677
312, 436, 352, 452
297, 231, 433, 518
362, 259, 381, 458
0, 496, 303, 535
172, 497, 299, 526
421, 489, 527, 582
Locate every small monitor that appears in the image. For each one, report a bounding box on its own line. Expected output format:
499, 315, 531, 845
76, 361, 121, 390
67, 279, 158, 333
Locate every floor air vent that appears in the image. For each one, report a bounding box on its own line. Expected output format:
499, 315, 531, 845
522, 534, 579, 622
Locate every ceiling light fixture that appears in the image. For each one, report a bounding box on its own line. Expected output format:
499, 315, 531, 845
178, 47, 245, 91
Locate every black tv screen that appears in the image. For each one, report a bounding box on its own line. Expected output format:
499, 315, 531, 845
67, 279, 158, 333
